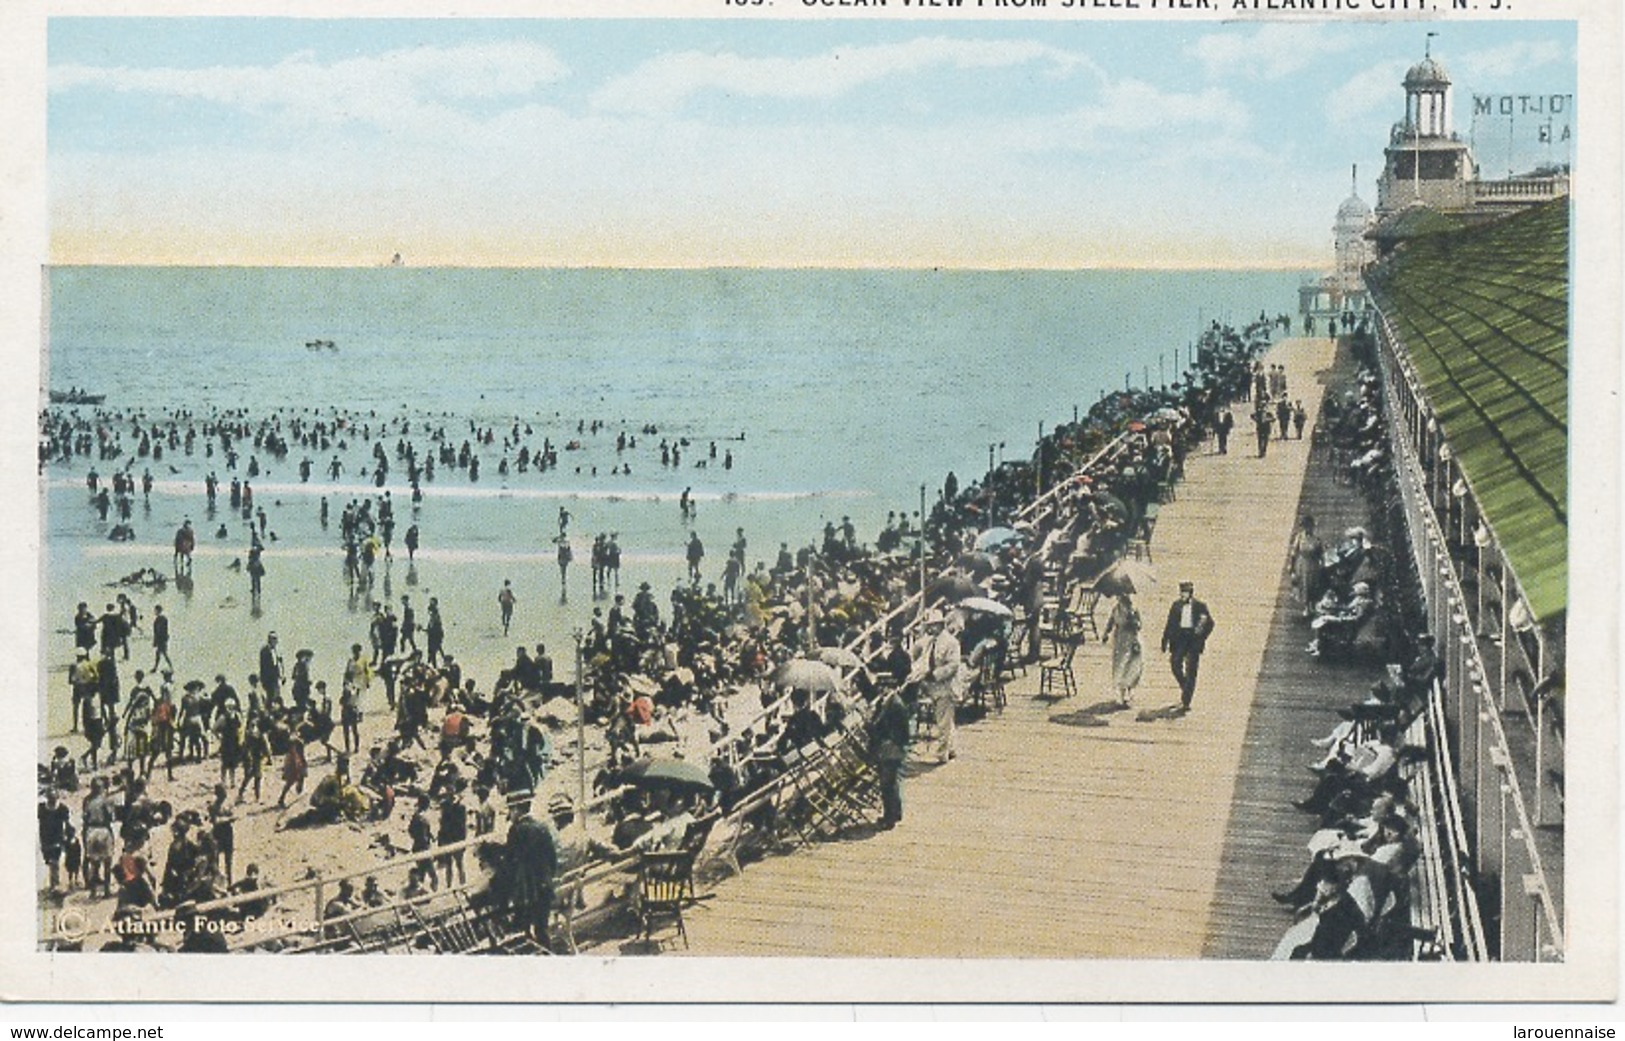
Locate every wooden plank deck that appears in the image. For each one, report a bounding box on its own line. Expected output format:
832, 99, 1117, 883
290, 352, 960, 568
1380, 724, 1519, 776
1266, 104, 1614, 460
671, 337, 1348, 958
1203, 337, 1387, 958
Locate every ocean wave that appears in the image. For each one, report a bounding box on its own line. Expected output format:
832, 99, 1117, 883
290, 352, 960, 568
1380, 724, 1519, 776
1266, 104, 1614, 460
46, 478, 872, 505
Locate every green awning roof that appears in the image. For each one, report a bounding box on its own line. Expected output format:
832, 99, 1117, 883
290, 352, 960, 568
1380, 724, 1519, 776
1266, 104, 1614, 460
1368, 204, 1474, 244
1366, 199, 1569, 623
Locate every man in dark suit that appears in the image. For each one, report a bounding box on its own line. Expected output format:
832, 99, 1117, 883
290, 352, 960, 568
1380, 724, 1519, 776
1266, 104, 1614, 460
259, 632, 283, 704
1253, 406, 1275, 458
869, 685, 914, 829
501, 804, 565, 948
1161, 581, 1215, 712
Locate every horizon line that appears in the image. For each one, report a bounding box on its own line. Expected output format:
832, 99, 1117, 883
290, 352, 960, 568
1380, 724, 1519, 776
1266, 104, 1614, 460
44, 260, 1324, 273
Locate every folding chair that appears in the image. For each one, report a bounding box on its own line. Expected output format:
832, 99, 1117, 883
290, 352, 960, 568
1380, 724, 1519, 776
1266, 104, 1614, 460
1038, 637, 1080, 700
973, 655, 1007, 713
636, 849, 699, 950
790, 739, 877, 843
405, 902, 451, 953
775, 752, 834, 848
437, 900, 486, 952
1040, 598, 1077, 659
912, 695, 938, 743
816, 739, 883, 826
1073, 587, 1102, 643
1004, 609, 1031, 678
798, 766, 856, 840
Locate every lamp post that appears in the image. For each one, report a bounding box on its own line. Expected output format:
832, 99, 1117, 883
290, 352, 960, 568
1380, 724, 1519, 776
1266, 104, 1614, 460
917, 484, 927, 627
1036, 421, 1044, 500
573, 628, 586, 854
986, 443, 996, 530
997, 440, 1006, 523
804, 551, 815, 653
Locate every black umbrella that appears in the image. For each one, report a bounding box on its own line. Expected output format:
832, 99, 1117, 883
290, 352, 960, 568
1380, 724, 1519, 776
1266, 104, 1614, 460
926, 573, 981, 604
1092, 490, 1130, 522
954, 552, 998, 579
623, 757, 714, 794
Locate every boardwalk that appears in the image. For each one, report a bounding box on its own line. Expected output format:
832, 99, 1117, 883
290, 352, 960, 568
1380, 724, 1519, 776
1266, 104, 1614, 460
1205, 337, 1387, 957
675, 336, 1355, 958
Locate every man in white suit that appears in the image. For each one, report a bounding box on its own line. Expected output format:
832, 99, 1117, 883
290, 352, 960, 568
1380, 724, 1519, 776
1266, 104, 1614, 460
911, 610, 963, 764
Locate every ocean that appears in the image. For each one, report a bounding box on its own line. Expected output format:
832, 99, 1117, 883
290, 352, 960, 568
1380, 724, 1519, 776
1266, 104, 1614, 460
40, 265, 1305, 739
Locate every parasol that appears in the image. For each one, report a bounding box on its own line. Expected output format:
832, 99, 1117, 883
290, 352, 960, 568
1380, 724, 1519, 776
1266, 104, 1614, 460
973, 527, 1023, 551
770, 657, 840, 693
813, 646, 864, 670
1096, 558, 1158, 597
957, 596, 1014, 618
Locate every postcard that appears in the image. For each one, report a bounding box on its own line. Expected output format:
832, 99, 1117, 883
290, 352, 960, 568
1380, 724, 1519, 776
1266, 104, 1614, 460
1, 0, 1615, 1005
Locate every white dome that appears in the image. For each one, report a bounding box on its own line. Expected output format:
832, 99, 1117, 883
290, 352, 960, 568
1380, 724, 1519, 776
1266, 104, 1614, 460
1337, 192, 1373, 223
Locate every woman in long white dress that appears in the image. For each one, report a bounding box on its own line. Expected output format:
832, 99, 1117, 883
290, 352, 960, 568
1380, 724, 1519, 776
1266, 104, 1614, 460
1288, 514, 1326, 618
1103, 592, 1144, 706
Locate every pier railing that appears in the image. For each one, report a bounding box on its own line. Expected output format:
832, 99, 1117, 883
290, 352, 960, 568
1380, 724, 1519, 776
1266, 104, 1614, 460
1015, 429, 1137, 526
721, 424, 1142, 765
1470, 176, 1570, 205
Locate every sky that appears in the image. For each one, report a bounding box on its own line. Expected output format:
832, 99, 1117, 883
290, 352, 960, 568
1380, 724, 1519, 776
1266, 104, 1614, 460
45, 17, 1577, 268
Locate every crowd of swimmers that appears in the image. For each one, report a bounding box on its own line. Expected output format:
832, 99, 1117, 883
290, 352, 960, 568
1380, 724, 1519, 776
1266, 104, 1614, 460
40, 406, 747, 510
